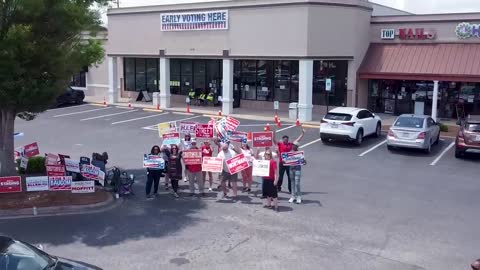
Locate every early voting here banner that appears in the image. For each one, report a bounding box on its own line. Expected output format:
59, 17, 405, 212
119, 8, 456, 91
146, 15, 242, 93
161, 10, 228, 31
49, 176, 72, 191
183, 149, 202, 165
226, 153, 250, 174
0, 176, 22, 193
202, 157, 223, 173
253, 132, 273, 148
281, 151, 306, 166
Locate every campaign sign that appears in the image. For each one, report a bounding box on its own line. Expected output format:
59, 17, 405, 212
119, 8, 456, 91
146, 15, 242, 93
80, 165, 105, 181
20, 157, 28, 170
252, 132, 274, 148
226, 153, 250, 174
71, 181, 95, 194
183, 149, 202, 165
0, 176, 22, 193
58, 154, 70, 165
281, 151, 306, 166
180, 122, 198, 134
202, 157, 223, 173
79, 156, 91, 165
195, 124, 214, 138
46, 165, 66, 177
143, 154, 165, 169
45, 153, 59, 165
162, 132, 181, 145
49, 176, 72, 191
228, 131, 247, 143
24, 142, 40, 158
158, 122, 177, 136
26, 176, 49, 192
252, 160, 270, 177
64, 159, 81, 173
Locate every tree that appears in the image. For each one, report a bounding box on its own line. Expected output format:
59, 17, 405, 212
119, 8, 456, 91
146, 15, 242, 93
0, 0, 108, 176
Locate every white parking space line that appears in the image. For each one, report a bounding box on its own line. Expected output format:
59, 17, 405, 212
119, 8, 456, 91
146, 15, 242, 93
239, 124, 269, 127
359, 139, 387, 157
53, 107, 112, 118
430, 142, 455, 166
299, 138, 322, 149
142, 115, 203, 130
80, 109, 139, 121
276, 125, 295, 133
46, 104, 91, 111
111, 112, 169, 125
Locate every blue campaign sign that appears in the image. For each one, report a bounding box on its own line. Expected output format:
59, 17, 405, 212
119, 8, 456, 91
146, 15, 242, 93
143, 155, 165, 170
161, 10, 229, 31
281, 151, 306, 166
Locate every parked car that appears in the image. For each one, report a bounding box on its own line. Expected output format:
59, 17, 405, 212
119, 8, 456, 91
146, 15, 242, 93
0, 236, 102, 270
320, 107, 382, 145
387, 114, 440, 153
56, 87, 85, 106
455, 115, 480, 158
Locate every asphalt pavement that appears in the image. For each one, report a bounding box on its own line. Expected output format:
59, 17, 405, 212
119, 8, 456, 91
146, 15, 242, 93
0, 103, 479, 270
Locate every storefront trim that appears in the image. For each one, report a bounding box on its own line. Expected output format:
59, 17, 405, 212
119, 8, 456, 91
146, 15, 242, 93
360, 73, 480, 83
108, 54, 354, 60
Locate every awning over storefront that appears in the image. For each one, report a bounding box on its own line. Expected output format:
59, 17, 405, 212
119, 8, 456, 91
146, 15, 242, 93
359, 43, 480, 82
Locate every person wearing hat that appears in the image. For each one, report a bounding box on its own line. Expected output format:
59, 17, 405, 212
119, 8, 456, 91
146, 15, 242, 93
185, 138, 204, 196
288, 141, 306, 204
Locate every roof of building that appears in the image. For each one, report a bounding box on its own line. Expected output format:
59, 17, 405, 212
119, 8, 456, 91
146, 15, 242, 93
359, 43, 480, 82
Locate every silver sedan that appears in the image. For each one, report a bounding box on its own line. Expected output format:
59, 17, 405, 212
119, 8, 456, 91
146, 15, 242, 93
387, 114, 441, 153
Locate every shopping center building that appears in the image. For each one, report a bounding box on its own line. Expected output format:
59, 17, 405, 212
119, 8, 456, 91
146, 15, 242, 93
82, 0, 480, 121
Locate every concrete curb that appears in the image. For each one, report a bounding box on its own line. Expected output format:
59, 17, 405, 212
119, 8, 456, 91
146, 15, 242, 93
0, 194, 123, 220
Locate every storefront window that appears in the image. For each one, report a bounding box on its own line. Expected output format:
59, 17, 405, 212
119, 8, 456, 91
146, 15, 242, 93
123, 58, 159, 92
180, 60, 193, 96
170, 59, 181, 95
70, 68, 87, 88
290, 62, 299, 102
257, 60, 274, 101
239, 60, 257, 100
274, 61, 291, 103
312, 60, 348, 106
170, 59, 222, 97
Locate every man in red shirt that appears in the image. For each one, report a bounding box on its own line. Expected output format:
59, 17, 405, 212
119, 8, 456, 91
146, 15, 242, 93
273, 126, 304, 192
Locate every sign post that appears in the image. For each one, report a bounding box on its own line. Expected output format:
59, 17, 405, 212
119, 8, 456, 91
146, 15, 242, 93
325, 78, 332, 112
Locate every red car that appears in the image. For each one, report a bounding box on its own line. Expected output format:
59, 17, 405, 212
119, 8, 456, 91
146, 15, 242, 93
455, 115, 480, 158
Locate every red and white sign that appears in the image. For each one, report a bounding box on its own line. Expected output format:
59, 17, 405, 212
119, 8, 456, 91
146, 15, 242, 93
180, 122, 198, 134
64, 159, 80, 173
196, 124, 214, 138
225, 116, 240, 131
80, 165, 105, 181
226, 153, 250, 174
26, 176, 49, 192
281, 151, 306, 166
46, 165, 66, 177
0, 176, 22, 193
252, 132, 274, 148
202, 157, 224, 173
71, 181, 95, 193
24, 142, 40, 158
162, 132, 181, 145
228, 131, 247, 143
49, 176, 72, 191
183, 149, 203, 165
45, 153, 59, 165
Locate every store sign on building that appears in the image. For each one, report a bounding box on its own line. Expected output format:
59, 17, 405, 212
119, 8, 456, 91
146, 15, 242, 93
161, 10, 228, 31
380, 28, 435, 40
455, 22, 480, 39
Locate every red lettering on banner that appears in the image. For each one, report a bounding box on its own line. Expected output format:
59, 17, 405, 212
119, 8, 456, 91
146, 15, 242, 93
0, 176, 22, 193
252, 132, 273, 148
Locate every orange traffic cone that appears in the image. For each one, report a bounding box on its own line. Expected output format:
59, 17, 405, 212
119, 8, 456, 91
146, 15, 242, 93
103, 96, 107, 105
156, 104, 160, 110
277, 119, 282, 128
187, 104, 191, 113
128, 102, 132, 108
247, 132, 253, 142
264, 123, 271, 131
218, 110, 222, 116
296, 118, 301, 126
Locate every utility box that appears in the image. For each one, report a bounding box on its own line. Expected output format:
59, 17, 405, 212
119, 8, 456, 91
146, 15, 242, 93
289, 102, 298, 120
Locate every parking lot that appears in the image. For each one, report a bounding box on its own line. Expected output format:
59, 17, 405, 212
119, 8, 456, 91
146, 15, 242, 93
4, 103, 480, 270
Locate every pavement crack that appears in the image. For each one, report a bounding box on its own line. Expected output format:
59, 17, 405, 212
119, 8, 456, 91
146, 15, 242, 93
224, 237, 250, 253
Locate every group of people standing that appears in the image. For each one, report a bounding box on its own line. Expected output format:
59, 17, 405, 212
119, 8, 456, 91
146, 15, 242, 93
145, 126, 305, 211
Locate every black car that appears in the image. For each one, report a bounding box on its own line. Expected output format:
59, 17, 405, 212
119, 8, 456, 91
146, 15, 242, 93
56, 87, 85, 106
0, 236, 102, 270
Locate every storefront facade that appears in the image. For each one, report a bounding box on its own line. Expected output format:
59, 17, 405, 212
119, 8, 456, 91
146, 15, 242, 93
101, 0, 480, 121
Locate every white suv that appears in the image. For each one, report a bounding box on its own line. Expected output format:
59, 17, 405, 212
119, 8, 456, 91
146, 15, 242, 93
320, 107, 382, 145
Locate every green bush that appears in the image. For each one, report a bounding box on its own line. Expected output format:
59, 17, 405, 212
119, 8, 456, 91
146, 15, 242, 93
17, 156, 47, 175
439, 123, 449, 132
